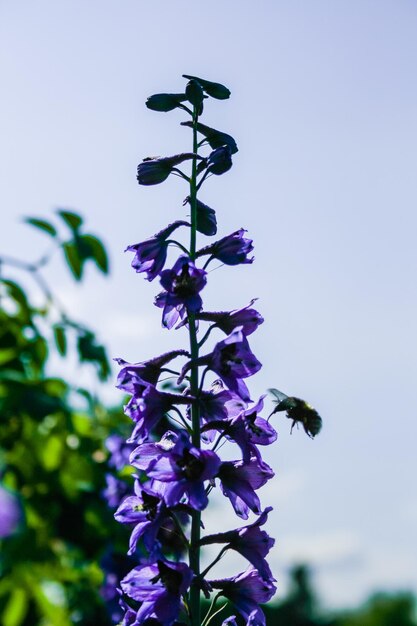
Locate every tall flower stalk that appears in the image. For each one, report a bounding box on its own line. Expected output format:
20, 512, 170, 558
114, 74, 321, 626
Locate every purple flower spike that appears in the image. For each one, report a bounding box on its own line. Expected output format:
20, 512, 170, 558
200, 507, 274, 579
197, 299, 263, 336
196, 229, 254, 266
180, 328, 261, 402
155, 256, 207, 329
218, 457, 274, 519
210, 567, 276, 626
126, 221, 190, 281
121, 559, 193, 625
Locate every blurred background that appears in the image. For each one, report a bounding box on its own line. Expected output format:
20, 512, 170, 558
1, 1, 417, 624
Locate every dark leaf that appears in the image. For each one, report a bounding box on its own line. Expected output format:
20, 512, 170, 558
77, 332, 110, 381
184, 197, 217, 236
78, 235, 109, 274
24, 217, 57, 237
2, 280, 31, 316
53, 324, 67, 356
57, 210, 83, 231
181, 121, 238, 154
183, 74, 231, 99
185, 80, 205, 107
146, 93, 188, 112
63, 241, 83, 280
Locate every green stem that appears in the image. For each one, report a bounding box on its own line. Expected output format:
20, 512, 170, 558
201, 592, 221, 626
188, 105, 202, 626
199, 545, 229, 579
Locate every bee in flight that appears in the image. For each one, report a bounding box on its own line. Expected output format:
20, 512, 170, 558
268, 388, 322, 439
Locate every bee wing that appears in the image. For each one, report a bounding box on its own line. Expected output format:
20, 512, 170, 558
268, 388, 288, 404
267, 388, 289, 416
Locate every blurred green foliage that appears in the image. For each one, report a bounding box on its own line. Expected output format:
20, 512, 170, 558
0, 212, 131, 626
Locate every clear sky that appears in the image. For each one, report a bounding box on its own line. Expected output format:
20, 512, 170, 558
1, 0, 417, 610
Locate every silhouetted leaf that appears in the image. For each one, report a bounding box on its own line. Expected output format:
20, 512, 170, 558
181, 121, 238, 154
24, 217, 57, 237
57, 210, 83, 231
183, 74, 231, 99
185, 79, 205, 108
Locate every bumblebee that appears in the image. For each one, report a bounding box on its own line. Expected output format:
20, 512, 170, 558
268, 388, 322, 439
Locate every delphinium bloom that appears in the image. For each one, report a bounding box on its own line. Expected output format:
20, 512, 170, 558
209, 567, 277, 626
155, 256, 207, 329
0, 484, 22, 538
127, 221, 190, 281
114, 74, 322, 626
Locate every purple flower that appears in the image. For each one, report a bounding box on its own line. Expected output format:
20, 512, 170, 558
115, 482, 167, 556
218, 457, 274, 519
121, 560, 193, 625
115, 349, 189, 390
106, 434, 136, 470
203, 396, 277, 462
194, 381, 244, 442
134, 431, 221, 510
180, 328, 261, 402
126, 221, 190, 281
196, 229, 254, 266
137, 153, 198, 186
124, 382, 193, 443
207, 146, 233, 175
0, 485, 22, 538
210, 567, 276, 626
197, 300, 263, 336
200, 507, 274, 579
155, 257, 207, 329
103, 474, 131, 509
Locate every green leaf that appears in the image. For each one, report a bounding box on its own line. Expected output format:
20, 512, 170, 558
24, 217, 57, 237
57, 210, 83, 231
63, 241, 82, 280
77, 332, 110, 380
53, 325, 67, 356
40, 435, 64, 471
182, 74, 231, 99
79, 235, 109, 274
2, 587, 28, 626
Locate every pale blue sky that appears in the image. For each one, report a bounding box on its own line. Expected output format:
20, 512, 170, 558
1, 0, 417, 610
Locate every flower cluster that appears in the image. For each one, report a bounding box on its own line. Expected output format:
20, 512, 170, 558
113, 74, 305, 626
